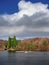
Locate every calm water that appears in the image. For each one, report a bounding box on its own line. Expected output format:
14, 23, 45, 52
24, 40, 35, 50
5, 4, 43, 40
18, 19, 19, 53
0, 51, 49, 65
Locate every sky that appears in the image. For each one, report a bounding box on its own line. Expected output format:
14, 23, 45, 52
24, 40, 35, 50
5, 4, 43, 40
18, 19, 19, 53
0, 0, 49, 40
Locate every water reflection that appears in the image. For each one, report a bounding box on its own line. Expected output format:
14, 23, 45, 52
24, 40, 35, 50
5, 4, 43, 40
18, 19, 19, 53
0, 51, 49, 65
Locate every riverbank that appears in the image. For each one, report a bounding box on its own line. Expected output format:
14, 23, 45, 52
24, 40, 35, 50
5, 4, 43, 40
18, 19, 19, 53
0, 38, 49, 51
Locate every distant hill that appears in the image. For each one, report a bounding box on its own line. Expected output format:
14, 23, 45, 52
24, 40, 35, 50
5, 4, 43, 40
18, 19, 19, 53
0, 40, 7, 50
0, 40, 7, 44
0, 38, 49, 51
16, 38, 49, 51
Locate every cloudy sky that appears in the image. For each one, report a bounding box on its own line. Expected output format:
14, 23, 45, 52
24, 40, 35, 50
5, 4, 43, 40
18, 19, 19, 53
0, 0, 49, 40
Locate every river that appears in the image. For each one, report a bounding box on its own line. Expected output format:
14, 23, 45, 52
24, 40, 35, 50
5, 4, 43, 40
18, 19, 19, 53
0, 51, 49, 65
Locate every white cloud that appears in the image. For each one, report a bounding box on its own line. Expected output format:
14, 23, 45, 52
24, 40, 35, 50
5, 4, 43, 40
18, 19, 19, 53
0, 0, 49, 37
18, 0, 48, 16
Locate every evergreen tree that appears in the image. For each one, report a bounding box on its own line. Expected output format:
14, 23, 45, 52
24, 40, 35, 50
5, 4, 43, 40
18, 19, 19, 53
13, 36, 19, 48
7, 36, 11, 48
7, 36, 20, 49
13, 36, 16, 48
11, 38, 14, 48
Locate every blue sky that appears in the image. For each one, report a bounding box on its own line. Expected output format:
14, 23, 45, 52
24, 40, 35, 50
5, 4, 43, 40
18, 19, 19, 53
0, 0, 49, 14
0, 0, 49, 40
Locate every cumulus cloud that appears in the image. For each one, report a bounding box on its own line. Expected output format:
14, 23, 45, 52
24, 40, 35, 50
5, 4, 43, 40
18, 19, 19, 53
0, 0, 49, 37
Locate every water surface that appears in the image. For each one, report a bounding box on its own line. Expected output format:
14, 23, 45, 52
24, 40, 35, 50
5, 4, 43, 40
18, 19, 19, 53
0, 51, 49, 65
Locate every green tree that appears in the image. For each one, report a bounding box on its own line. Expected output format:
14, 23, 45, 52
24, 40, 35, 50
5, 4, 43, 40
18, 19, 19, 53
13, 36, 20, 47
13, 36, 16, 48
43, 40, 47, 46
27, 44, 35, 50
11, 38, 14, 48
42, 40, 47, 51
7, 36, 20, 49
7, 36, 11, 48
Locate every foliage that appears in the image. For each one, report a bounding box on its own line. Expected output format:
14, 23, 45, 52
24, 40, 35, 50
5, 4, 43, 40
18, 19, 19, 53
13, 36, 17, 48
27, 44, 35, 50
43, 40, 47, 46
7, 36, 20, 49
30, 44, 35, 49
7, 36, 11, 48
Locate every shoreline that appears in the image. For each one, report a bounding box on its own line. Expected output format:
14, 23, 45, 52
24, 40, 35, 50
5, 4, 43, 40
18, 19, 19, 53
0, 50, 49, 52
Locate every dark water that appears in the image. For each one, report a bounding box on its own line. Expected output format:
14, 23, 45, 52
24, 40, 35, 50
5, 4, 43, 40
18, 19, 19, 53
0, 51, 49, 65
